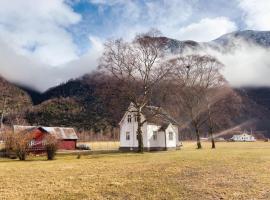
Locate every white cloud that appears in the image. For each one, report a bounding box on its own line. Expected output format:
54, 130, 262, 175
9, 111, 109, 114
88, 1, 236, 43
175, 17, 237, 42
184, 39, 270, 87
1, 0, 269, 91
89, 0, 196, 40
217, 43, 270, 87
0, 35, 103, 92
0, 0, 81, 66
239, 0, 270, 30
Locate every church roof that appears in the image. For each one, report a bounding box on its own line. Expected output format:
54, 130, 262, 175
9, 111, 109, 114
13, 125, 78, 140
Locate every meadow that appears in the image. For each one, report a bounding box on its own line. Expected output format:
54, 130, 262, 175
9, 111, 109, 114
0, 142, 270, 200
77, 141, 120, 151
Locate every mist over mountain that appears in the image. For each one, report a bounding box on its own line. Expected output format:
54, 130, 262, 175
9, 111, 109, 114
213, 30, 270, 47
1, 30, 270, 91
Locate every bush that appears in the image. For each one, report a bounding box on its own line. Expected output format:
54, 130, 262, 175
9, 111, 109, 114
2, 131, 32, 160
14, 132, 33, 160
44, 135, 58, 160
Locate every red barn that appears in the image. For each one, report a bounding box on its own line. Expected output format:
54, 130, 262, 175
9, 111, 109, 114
13, 125, 78, 152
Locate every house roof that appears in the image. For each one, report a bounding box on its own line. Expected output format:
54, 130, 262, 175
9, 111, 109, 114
13, 125, 78, 140
142, 106, 178, 127
119, 103, 178, 128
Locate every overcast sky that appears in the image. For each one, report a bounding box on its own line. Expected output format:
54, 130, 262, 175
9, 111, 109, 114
0, 0, 270, 91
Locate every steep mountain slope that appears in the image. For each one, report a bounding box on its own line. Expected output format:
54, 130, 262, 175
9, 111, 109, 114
0, 76, 32, 125
212, 30, 270, 47
23, 74, 270, 137
144, 30, 270, 56
23, 73, 130, 131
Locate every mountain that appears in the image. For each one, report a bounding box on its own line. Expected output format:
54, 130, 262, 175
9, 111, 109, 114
212, 30, 270, 48
0, 76, 32, 125
151, 30, 270, 55
24, 74, 270, 138
23, 73, 130, 131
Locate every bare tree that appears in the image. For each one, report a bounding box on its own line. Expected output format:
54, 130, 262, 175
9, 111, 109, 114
44, 134, 58, 160
2, 131, 14, 157
205, 86, 242, 148
171, 55, 225, 149
3, 131, 33, 160
99, 31, 172, 152
0, 97, 6, 130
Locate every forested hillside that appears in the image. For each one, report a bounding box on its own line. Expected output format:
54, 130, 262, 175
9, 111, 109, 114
1, 71, 270, 138
0, 76, 32, 125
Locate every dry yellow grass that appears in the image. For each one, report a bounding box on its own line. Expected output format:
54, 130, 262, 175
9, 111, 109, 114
0, 142, 270, 200
78, 141, 120, 151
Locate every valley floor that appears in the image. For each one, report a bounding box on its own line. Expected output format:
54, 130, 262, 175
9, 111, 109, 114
0, 142, 270, 200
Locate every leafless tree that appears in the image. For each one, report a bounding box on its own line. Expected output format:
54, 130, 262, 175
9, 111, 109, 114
205, 86, 242, 148
44, 134, 58, 160
171, 55, 225, 149
3, 131, 33, 160
0, 97, 6, 130
99, 31, 172, 152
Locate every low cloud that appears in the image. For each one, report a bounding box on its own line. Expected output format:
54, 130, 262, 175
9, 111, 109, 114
239, 0, 270, 30
216, 42, 270, 87
0, 0, 270, 91
184, 38, 270, 87
175, 17, 237, 42
0, 0, 81, 66
0, 36, 103, 92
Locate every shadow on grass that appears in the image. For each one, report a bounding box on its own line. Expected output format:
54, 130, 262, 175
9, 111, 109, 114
0, 148, 181, 162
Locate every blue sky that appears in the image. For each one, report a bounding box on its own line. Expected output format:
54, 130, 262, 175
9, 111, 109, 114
0, 0, 269, 91
69, 0, 243, 53
1, 0, 269, 66
65, 0, 267, 55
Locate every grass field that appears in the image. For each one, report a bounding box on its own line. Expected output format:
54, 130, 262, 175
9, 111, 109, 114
0, 142, 270, 200
77, 141, 120, 151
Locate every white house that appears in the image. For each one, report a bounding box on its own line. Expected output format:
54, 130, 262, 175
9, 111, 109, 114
231, 133, 256, 142
119, 103, 180, 151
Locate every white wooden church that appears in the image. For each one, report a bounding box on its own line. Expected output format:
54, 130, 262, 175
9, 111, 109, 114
119, 103, 180, 151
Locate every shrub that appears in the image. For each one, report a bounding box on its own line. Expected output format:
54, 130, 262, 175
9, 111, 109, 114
2, 131, 14, 157
2, 131, 32, 160
13, 132, 33, 160
44, 135, 58, 160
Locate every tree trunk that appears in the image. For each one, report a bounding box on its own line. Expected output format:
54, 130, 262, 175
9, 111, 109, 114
209, 127, 215, 149
0, 98, 6, 130
207, 101, 215, 149
137, 110, 144, 153
164, 132, 167, 151
211, 137, 215, 149
17, 151, 26, 161
195, 128, 202, 149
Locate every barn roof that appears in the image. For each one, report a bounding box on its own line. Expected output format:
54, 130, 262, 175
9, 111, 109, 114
13, 125, 78, 140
